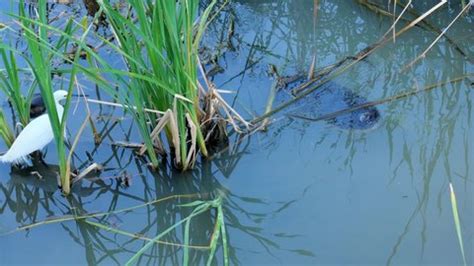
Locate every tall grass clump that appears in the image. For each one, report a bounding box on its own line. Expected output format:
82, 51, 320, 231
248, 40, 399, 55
0, 0, 77, 154
14, 0, 81, 194
0, 37, 38, 147
0, 51, 19, 148
96, 0, 219, 170
0, 49, 35, 128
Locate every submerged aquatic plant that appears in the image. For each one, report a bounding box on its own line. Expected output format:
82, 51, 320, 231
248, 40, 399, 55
125, 196, 229, 266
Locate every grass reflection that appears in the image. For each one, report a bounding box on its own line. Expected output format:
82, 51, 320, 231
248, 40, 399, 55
0, 127, 312, 264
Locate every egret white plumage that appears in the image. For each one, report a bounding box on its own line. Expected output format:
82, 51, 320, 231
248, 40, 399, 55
0, 90, 68, 164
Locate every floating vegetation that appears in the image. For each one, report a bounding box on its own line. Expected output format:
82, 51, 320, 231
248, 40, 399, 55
126, 196, 229, 266
3, 193, 231, 266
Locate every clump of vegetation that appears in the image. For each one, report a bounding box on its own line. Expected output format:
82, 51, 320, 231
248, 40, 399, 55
91, 0, 245, 171
97, 0, 211, 170
0, 0, 246, 194
18, 0, 78, 193
0, 0, 93, 194
0, 48, 33, 130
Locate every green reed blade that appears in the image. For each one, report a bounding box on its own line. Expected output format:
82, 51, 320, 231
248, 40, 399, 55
449, 183, 466, 266
218, 204, 229, 266
0, 109, 14, 147
183, 212, 192, 266
206, 220, 221, 266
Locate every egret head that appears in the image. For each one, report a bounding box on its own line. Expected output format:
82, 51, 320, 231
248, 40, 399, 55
53, 90, 69, 104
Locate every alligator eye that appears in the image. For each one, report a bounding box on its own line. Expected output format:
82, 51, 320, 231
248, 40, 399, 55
359, 109, 380, 124
359, 113, 370, 123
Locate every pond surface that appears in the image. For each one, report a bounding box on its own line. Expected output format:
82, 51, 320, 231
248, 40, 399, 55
0, 0, 473, 265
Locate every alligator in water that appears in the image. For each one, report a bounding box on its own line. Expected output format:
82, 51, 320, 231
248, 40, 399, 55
276, 73, 381, 130
27, 73, 380, 130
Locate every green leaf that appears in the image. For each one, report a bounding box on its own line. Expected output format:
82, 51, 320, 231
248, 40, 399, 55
449, 183, 466, 266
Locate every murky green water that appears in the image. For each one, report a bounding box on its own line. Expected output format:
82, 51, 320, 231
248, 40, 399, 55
0, 0, 473, 265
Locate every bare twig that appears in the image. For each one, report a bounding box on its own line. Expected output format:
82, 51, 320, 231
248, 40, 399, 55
382, 0, 412, 41
86, 98, 165, 115
3, 193, 206, 235
112, 141, 144, 149
251, 0, 451, 126
73, 162, 103, 184
289, 74, 473, 123
185, 114, 198, 168
403, 2, 472, 70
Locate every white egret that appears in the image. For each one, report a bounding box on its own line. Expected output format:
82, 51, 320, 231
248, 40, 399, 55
0, 90, 69, 164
